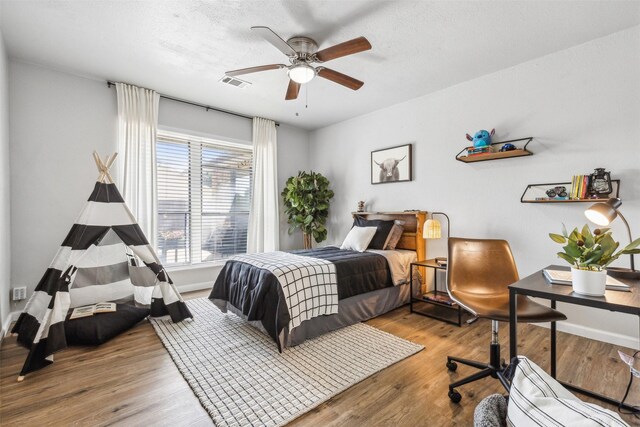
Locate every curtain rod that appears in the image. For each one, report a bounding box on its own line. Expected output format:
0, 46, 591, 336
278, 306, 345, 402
106, 81, 279, 126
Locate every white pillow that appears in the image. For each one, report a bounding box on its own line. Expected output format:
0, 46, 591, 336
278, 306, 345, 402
341, 226, 377, 252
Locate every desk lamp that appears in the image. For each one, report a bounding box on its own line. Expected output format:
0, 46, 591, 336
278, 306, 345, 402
424, 212, 450, 265
585, 198, 640, 279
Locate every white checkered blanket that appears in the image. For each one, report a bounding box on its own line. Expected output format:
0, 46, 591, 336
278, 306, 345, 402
231, 251, 338, 330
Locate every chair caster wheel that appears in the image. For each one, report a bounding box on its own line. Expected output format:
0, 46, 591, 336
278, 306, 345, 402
446, 361, 457, 372
449, 389, 462, 403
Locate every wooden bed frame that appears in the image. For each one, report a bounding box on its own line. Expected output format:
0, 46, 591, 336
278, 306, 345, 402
351, 211, 428, 262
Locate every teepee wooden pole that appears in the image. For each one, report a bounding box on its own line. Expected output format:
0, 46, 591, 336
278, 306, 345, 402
106, 152, 118, 168
102, 154, 111, 183
104, 154, 117, 183
92, 151, 99, 165
92, 151, 103, 182
92, 152, 118, 183
104, 161, 114, 183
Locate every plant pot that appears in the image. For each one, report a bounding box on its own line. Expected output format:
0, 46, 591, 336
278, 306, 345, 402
571, 267, 607, 296
303, 232, 313, 250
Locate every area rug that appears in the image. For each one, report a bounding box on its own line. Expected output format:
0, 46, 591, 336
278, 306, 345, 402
150, 298, 423, 427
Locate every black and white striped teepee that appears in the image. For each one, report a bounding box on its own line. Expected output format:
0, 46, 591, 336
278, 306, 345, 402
12, 152, 193, 380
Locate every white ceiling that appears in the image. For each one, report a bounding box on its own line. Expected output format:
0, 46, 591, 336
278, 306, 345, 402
1, 1, 639, 130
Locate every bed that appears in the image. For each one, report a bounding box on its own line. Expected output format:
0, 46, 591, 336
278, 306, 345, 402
209, 211, 427, 350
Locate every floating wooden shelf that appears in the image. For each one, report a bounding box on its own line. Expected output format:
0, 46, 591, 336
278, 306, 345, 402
455, 137, 533, 163
458, 149, 532, 163
521, 179, 620, 203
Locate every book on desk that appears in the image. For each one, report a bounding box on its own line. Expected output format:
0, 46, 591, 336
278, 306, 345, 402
542, 269, 630, 292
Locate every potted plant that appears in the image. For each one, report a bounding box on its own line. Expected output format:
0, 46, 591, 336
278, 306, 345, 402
281, 171, 334, 249
549, 224, 640, 295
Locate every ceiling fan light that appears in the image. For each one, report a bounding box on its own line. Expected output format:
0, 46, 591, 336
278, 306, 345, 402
288, 64, 315, 84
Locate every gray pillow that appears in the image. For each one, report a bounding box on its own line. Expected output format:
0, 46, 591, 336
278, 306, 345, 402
383, 220, 405, 250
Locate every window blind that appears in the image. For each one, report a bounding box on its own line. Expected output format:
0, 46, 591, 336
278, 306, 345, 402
156, 131, 252, 266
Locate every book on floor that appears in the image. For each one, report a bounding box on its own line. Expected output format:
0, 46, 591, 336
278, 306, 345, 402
94, 302, 117, 313
69, 302, 117, 319
542, 269, 630, 292
69, 306, 95, 319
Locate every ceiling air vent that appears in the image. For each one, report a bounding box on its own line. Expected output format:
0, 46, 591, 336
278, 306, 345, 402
219, 75, 251, 89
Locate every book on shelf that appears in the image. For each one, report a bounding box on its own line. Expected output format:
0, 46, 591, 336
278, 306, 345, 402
579, 175, 587, 198
570, 175, 593, 200
542, 269, 630, 292
578, 175, 585, 199
69, 302, 117, 320
436, 259, 448, 267
423, 292, 455, 306
571, 175, 584, 199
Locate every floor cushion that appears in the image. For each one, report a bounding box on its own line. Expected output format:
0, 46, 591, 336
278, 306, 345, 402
507, 356, 628, 426
65, 303, 150, 346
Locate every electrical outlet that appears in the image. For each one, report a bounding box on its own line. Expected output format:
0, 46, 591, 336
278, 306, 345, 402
12, 287, 27, 301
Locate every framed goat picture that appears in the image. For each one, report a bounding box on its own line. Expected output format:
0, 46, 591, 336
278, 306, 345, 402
371, 143, 412, 184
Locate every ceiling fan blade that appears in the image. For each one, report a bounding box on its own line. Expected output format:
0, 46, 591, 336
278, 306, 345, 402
314, 36, 371, 62
317, 67, 364, 90
285, 80, 301, 100
225, 64, 285, 77
251, 26, 297, 57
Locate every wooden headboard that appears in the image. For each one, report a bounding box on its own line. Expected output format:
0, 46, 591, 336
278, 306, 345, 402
351, 211, 427, 261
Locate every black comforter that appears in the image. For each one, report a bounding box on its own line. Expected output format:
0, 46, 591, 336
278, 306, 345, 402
209, 247, 393, 350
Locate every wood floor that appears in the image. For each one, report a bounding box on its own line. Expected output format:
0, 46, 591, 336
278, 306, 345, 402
1, 291, 638, 426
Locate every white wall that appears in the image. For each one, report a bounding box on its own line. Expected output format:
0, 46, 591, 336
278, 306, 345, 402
276, 124, 311, 250
309, 26, 640, 347
0, 23, 11, 335
9, 61, 118, 313
8, 61, 310, 309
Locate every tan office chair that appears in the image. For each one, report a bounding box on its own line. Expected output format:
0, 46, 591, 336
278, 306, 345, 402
445, 238, 566, 403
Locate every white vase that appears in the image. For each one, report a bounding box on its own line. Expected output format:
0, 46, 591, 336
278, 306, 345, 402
571, 268, 607, 296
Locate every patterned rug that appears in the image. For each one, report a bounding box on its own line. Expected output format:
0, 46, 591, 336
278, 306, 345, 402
151, 298, 423, 426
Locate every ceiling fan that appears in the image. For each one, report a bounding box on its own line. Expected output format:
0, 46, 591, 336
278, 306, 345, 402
226, 26, 371, 100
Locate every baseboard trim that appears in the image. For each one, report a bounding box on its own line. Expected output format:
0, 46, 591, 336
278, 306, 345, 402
1, 281, 210, 343
1, 311, 21, 344
533, 321, 639, 350
175, 281, 213, 294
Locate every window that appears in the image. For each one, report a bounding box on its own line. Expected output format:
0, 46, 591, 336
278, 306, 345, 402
156, 130, 252, 266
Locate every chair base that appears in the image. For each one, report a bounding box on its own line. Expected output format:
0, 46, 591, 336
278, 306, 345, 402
446, 341, 511, 403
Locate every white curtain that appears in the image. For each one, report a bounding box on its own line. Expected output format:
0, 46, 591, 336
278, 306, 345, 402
116, 83, 160, 248
247, 117, 279, 253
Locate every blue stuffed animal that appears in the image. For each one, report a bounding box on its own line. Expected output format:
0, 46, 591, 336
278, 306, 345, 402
466, 128, 495, 148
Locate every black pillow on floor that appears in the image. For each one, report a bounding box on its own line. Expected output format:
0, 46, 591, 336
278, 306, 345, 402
65, 304, 150, 346
352, 217, 395, 250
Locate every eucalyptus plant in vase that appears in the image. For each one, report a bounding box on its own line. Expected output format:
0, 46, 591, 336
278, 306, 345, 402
281, 171, 334, 249
549, 224, 640, 295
